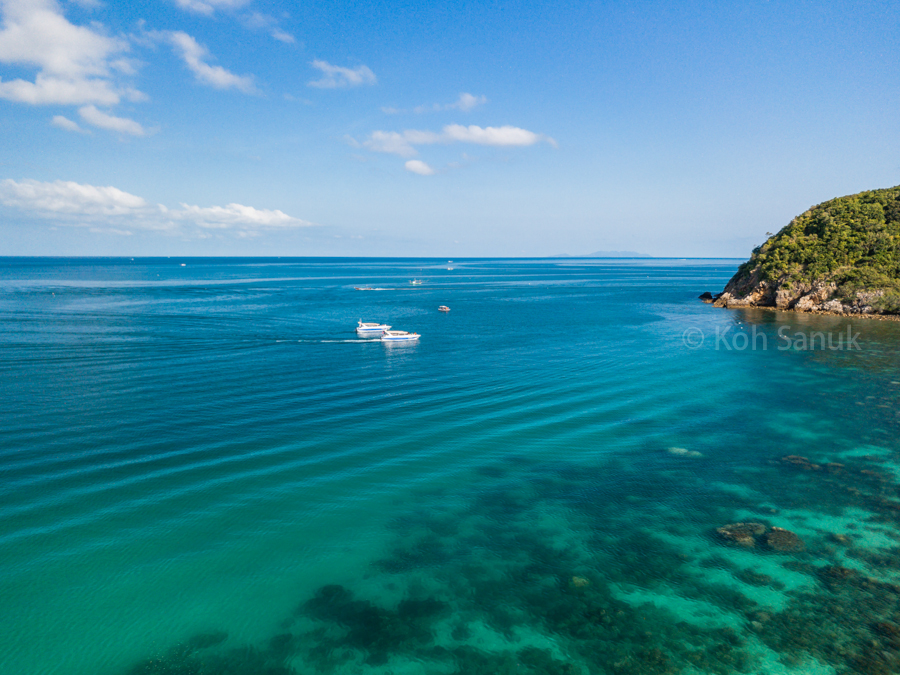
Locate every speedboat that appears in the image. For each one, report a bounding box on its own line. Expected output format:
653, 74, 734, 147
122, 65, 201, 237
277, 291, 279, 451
357, 320, 391, 335
381, 330, 420, 342
438, 305, 450, 312
409, 279, 423, 285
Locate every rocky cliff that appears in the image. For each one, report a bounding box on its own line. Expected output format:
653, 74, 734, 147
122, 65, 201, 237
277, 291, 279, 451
710, 185, 900, 315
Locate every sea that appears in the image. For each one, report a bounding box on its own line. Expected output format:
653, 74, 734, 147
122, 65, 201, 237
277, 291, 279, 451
2, 257, 900, 675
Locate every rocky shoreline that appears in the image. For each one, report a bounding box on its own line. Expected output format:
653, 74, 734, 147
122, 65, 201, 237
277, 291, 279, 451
699, 291, 900, 321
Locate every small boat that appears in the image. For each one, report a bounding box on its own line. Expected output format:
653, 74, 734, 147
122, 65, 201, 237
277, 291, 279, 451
357, 320, 391, 335
438, 305, 450, 312
354, 286, 375, 291
381, 330, 420, 342
409, 279, 423, 285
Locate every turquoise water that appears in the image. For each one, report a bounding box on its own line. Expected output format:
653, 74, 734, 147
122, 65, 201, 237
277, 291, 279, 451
2, 257, 900, 675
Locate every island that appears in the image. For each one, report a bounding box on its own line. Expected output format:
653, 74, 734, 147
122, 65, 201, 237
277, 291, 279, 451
706, 184, 900, 316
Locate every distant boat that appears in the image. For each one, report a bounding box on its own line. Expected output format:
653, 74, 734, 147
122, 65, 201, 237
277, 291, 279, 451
409, 279, 423, 285
357, 321, 391, 335
438, 305, 450, 312
447, 267, 454, 270
354, 286, 375, 291
381, 330, 420, 342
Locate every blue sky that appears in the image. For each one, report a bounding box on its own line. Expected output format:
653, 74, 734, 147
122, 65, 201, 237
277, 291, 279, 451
0, 0, 897, 257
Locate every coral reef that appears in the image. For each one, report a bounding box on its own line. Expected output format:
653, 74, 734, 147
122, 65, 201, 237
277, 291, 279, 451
121, 443, 900, 675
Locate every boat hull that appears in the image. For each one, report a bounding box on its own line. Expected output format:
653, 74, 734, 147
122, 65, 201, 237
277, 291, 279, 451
357, 321, 390, 335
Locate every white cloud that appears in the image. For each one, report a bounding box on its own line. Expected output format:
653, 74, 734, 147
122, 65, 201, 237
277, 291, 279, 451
361, 124, 554, 156
443, 124, 545, 146
78, 104, 145, 135
173, 0, 250, 16
308, 60, 376, 88
0, 178, 314, 234
51, 114, 87, 132
175, 203, 310, 229
0, 178, 149, 215
167, 31, 257, 93
413, 92, 487, 114
404, 160, 435, 176
0, 0, 135, 105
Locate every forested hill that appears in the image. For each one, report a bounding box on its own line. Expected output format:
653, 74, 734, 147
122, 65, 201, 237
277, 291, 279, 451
712, 185, 900, 315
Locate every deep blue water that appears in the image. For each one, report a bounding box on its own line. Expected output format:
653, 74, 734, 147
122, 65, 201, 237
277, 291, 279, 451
3, 257, 900, 675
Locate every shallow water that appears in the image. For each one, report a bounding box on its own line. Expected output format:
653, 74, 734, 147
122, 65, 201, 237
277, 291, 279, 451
2, 257, 900, 675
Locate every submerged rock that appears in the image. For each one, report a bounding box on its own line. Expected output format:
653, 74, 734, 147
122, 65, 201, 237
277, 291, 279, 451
763, 527, 805, 552
716, 523, 766, 548
186, 631, 228, 651
716, 523, 804, 553
779, 455, 821, 470
667, 447, 703, 458
817, 565, 861, 591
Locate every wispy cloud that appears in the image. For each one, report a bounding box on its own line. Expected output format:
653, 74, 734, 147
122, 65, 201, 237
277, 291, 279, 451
173, 0, 250, 17
68, 0, 104, 9
0, 0, 137, 106
243, 12, 295, 44
0, 178, 314, 235
270, 28, 295, 44
308, 60, 376, 89
415, 92, 487, 114
166, 31, 257, 93
362, 130, 440, 157
384, 93, 487, 115
51, 114, 88, 133
360, 124, 555, 157
404, 160, 435, 176
78, 105, 145, 135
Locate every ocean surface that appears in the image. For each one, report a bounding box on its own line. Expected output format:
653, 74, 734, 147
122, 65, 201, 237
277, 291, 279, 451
3, 257, 900, 675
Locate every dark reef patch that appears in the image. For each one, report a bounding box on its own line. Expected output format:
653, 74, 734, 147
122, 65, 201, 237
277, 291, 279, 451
123, 445, 900, 675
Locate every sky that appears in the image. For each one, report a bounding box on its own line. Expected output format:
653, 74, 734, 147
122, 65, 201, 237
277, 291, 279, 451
0, 0, 897, 257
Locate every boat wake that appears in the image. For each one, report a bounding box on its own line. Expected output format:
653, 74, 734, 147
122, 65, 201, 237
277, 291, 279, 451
275, 339, 378, 344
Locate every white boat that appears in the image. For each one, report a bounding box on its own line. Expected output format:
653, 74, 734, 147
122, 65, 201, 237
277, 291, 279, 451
409, 279, 423, 285
357, 320, 391, 335
381, 330, 420, 342
438, 305, 450, 312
